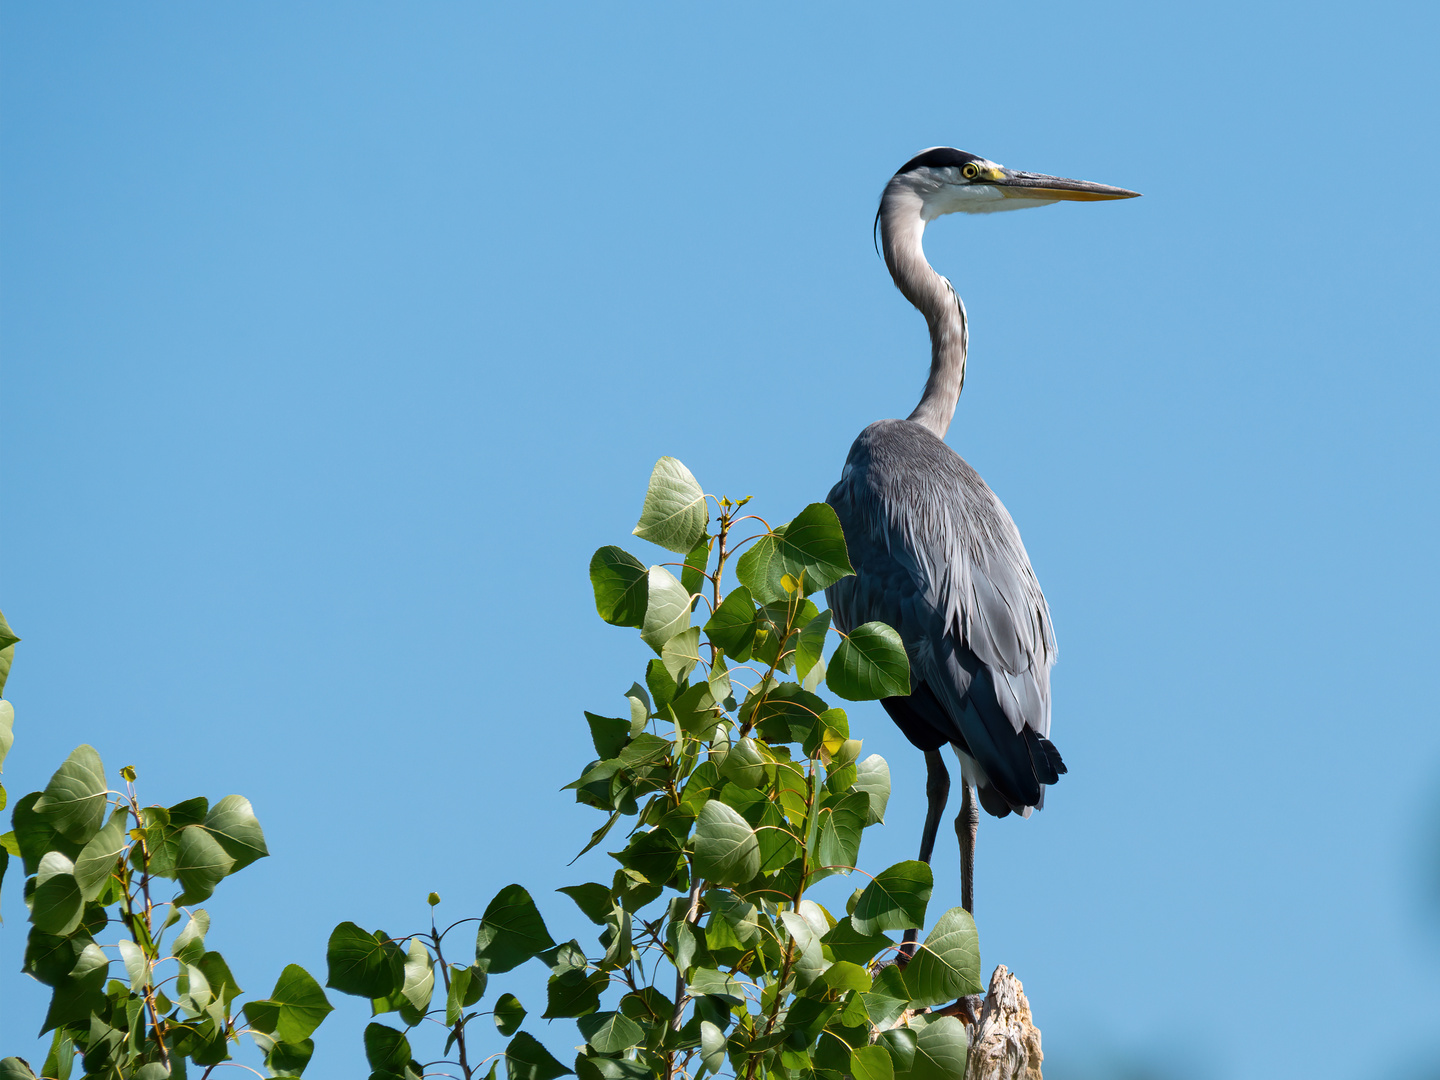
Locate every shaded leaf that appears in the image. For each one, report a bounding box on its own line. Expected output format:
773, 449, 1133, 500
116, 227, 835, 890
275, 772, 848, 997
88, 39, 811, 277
544, 968, 606, 1019
590, 547, 649, 627
828, 623, 910, 701
494, 992, 527, 1035
852, 1043, 895, 1080
174, 825, 235, 903
795, 611, 831, 682
736, 503, 854, 603
30, 853, 83, 936
703, 587, 757, 661
475, 885, 556, 974
576, 1010, 645, 1054
326, 922, 405, 999
851, 861, 932, 936
821, 918, 894, 967
73, 808, 128, 902
364, 1022, 412, 1072
557, 883, 612, 925
263, 964, 333, 1043
505, 1031, 573, 1080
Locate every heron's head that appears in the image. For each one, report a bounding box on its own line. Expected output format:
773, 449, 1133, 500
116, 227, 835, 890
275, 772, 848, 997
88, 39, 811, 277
887, 147, 1140, 220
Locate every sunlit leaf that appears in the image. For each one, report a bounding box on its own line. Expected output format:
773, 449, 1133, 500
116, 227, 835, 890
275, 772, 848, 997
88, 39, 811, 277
639, 566, 691, 653
33, 745, 107, 844
902, 906, 983, 1006
907, 1016, 970, 1080
692, 800, 760, 885
633, 457, 708, 554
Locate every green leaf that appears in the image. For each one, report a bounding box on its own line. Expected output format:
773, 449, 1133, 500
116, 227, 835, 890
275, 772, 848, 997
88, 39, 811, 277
73, 808, 128, 902
174, 825, 236, 903
681, 535, 711, 602
266, 1039, 314, 1077
639, 566, 692, 653
851, 861, 932, 936
326, 922, 405, 999
494, 991, 527, 1035
828, 622, 910, 701
660, 626, 702, 684
583, 713, 631, 760
576, 1010, 645, 1054
850, 1044, 895, 1080
907, 1016, 970, 1080
902, 906, 983, 1007
543, 968, 606, 1019
0, 1059, 38, 1080
38, 942, 107, 1033
11, 792, 81, 876
717, 736, 766, 789
703, 587, 757, 661
118, 938, 149, 990
633, 457, 708, 554
740, 682, 827, 745
589, 546, 650, 627
735, 503, 854, 602
778, 911, 829, 988
557, 883, 612, 925
853, 754, 891, 826
815, 791, 867, 874
33, 746, 108, 844
795, 611, 831, 682
0, 610, 18, 697
174, 909, 211, 963
399, 937, 435, 1017
692, 800, 760, 885
30, 853, 84, 936
699, 1020, 726, 1076
475, 884, 557, 974
258, 964, 333, 1043
877, 1027, 917, 1073
816, 960, 872, 995
505, 1031, 574, 1080
202, 795, 269, 871
364, 1022, 412, 1072
820, 918, 894, 967
0, 700, 13, 771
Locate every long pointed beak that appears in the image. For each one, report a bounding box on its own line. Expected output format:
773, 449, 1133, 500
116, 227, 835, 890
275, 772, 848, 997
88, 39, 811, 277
995, 169, 1141, 202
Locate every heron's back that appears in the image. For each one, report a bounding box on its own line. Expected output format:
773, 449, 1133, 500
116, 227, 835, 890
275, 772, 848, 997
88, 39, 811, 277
825, 418, 1063, 815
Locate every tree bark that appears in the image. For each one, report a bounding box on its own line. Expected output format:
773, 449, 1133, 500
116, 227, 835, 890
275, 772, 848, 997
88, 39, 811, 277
961, 965, 1044, 1080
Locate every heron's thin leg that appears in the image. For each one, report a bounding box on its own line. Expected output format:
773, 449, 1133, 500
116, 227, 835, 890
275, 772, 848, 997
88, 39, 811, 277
900, 750, 950, 963
955, 782, 979, 914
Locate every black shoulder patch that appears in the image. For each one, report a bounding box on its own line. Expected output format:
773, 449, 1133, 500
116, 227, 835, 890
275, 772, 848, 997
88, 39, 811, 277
895, 147, 982, 176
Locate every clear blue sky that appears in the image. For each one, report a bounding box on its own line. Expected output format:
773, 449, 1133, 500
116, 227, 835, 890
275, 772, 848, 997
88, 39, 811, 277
4, 4, 1438, 1078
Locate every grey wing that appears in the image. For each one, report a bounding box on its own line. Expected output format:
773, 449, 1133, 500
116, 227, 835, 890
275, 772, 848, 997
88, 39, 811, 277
825, 440, 1061, 813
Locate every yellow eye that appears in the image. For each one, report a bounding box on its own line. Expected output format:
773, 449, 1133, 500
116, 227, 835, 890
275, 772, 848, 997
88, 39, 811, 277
961, 162, 980, 180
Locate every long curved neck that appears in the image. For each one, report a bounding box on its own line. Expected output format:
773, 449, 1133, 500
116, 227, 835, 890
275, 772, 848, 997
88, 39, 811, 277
878, 185, 968, 438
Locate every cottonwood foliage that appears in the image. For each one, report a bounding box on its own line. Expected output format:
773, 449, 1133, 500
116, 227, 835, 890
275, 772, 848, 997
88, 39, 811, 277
1, 458, 983, 1080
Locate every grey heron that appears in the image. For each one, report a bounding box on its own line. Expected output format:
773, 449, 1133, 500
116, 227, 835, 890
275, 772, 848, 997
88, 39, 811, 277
824, 148, 1139, 931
